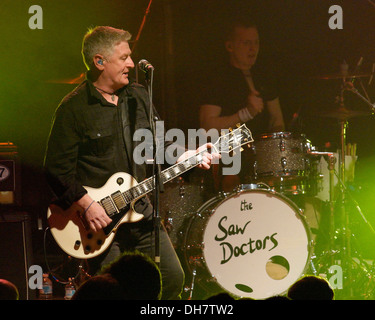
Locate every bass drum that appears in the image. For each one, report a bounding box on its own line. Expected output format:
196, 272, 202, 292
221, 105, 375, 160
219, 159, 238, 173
182, 187, 312, 300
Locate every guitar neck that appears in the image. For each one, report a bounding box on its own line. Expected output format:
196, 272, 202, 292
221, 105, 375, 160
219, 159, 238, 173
122, 149, 206, 203
104, 124, 252, 213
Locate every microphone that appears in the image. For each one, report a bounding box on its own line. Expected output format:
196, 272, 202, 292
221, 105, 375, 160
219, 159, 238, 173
138, 59, 154, 72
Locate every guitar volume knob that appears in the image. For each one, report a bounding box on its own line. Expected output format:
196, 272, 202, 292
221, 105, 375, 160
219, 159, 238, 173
74, 240, 81, 249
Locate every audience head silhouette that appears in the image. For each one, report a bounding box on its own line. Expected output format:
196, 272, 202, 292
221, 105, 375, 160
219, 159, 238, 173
0, 279, 19, 300
72, 273, 124, 300
73, 251, 162, 300
100, 251, 162, 300
287, 275, 334, 300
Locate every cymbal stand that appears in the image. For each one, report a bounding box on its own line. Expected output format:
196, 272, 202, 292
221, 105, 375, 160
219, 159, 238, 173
338, 116, 353, 295
311, 69, 375, 297
328, 153, 336, 261
330, 77, 355, 296
334, 79, 375, 297
345, 82, 375, 113
342, 81, 375, 236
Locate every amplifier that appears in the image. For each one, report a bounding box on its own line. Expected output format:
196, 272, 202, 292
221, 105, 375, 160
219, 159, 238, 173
0, 212, 35, 300
0, 142, 21, 205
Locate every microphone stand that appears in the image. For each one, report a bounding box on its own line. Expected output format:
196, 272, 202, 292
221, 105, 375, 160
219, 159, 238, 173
143, 65, 164, 268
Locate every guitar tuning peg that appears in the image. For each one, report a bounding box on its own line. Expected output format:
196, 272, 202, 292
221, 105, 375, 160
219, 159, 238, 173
240, 147, 244, 152
236, 123, 240, 128
229, 127, 232, 132
247, 143, 251, 148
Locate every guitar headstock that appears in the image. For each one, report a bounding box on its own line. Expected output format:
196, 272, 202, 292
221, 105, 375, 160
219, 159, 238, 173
214, 124, 253, 154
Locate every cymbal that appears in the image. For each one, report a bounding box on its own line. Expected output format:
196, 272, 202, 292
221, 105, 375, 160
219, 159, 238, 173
46, 72, 86, 84
317, 107, 372, 120
313, 73, 371, 80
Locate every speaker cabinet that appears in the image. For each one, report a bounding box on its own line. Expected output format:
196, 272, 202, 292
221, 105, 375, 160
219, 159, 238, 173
0, 212, 35, 300
0, 142, 21, 206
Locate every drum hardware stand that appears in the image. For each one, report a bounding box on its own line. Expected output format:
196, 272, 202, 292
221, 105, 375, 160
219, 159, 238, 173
334, 172, 375, 236
318, 76, 357, 297
308, 150, 337, 260
343, 81, 375, 236
331, 166, 375, 298
317, 78, 375, 298
344, 82, 375, 113
331, 82, 354, 297
328, 154, 336, 260
186, 267, 197, 300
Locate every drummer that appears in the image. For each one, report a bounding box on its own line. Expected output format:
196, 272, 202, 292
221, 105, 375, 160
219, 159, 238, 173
199, 18, 285, 191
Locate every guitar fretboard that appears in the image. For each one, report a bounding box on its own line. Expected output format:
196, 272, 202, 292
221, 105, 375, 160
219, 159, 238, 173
122, 150, 206, 203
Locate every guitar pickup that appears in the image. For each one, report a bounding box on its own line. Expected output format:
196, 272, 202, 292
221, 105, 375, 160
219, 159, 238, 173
111, 191, 127, 210
100, 196, 118, 217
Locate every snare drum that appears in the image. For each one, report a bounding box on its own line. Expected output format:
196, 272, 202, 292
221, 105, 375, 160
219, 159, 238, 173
182, 187, 312, 299
251, 132, 315, 195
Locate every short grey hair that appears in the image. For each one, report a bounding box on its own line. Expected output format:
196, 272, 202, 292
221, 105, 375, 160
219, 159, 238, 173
82, 26, 132, 70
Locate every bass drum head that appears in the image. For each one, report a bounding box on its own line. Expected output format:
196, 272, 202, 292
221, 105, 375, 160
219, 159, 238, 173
183, 188, 312, 300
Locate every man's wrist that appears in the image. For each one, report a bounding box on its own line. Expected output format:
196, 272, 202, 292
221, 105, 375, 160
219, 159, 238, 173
238, 107, 254, 122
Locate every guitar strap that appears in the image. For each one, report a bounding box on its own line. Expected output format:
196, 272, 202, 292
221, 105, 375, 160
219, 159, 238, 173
118, 96, 134, 175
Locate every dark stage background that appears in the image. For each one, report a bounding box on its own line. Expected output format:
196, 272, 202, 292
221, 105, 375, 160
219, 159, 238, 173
1, 0, 375, 296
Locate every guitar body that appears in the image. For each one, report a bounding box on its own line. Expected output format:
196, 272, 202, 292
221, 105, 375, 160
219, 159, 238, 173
47, 172, 144, 259
46, 125, 253, 260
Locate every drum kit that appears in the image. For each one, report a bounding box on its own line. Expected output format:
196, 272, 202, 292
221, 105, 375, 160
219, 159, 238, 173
160, 67, 375, 300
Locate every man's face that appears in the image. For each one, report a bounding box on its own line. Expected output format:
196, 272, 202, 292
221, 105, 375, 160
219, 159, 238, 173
226, 27, 260, 70
102, 41, 134, 89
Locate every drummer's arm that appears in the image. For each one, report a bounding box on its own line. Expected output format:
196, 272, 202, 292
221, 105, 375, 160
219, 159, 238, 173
266, 97, 285, 132
199, 104, 241, 131
200, 104, 242, 193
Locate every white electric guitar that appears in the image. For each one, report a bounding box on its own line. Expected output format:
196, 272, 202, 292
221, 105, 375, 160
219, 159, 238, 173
47, 124, 253, 259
